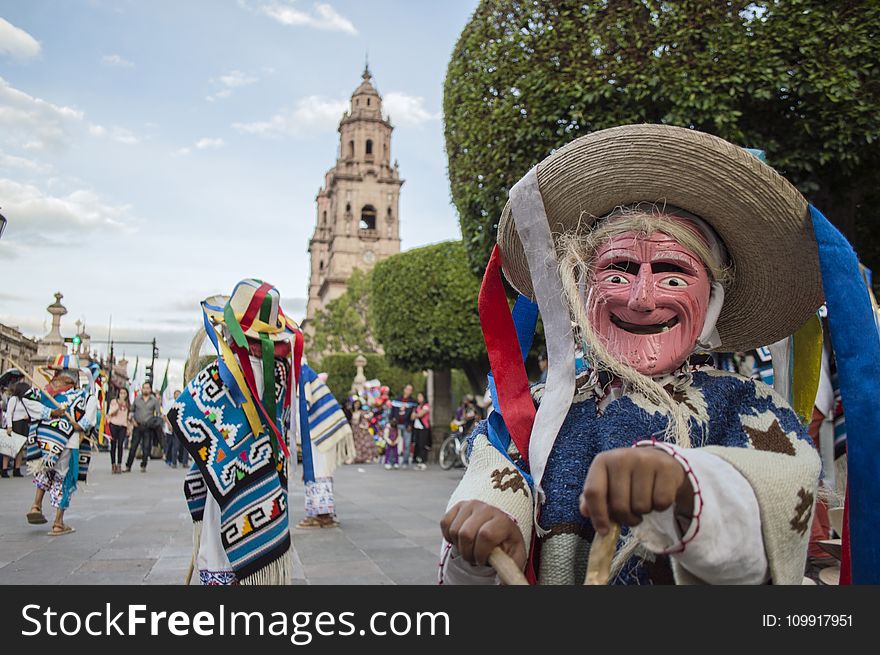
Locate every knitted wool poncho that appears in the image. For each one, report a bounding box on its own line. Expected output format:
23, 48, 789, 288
447, 367, 821, 585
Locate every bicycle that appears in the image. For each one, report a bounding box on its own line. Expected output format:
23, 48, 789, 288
438, 420, 470, 470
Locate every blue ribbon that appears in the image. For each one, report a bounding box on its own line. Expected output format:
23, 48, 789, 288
299, 367, 316, 484
201, 308, 247, 406
811, 204, 880, 583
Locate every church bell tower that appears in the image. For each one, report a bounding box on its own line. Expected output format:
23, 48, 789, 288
305, 65, 404, 326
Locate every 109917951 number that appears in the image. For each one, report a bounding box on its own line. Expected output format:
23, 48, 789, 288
786, 615, 852, 627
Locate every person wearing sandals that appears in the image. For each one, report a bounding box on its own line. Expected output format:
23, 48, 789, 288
170, 279, 304, 585
22, 355, 97, 537
107, 387, 130, 474
295, 363, 352, 529
440, 124, 880, 585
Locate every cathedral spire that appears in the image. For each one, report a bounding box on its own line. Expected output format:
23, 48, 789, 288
363, 51, 371, 80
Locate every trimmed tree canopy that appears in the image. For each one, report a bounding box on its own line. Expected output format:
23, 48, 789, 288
371, 241, 488, 387
445, 0, 880, 277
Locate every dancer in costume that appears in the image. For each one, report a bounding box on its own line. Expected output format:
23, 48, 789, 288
170, 279, 304, 585
24, 355, 97, 536
441, 124, 880, 584
296, 363, 352, 529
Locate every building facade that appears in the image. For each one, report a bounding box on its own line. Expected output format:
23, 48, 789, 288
305, 65, 404, 326
0, 322, 38, 378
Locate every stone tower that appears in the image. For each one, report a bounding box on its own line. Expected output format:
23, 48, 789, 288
305, 65, 404, 326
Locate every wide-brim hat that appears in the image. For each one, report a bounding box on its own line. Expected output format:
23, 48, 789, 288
47, 354, 81, 374
497, 124, 824, 352
202, 278, 298, 343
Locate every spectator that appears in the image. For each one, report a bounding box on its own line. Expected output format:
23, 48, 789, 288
394, 384, 418, 468
351, 399, 377, 464
125, 381, 160, 472
107, 387, 130, 474
2, 381, 32, 478
411, 392, 431, 471
454, 395, 479, 435
163, 390, 183, 469
383, 416, 401, 470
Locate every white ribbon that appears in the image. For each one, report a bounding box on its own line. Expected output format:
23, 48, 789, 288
509, 168, 576, 526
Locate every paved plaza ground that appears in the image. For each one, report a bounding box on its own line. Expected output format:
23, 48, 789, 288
0, 457, 464, 585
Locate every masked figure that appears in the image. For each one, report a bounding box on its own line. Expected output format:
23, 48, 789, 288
170, 279, 303, 585
24, 355, 97, 536
440, 124, 879, 584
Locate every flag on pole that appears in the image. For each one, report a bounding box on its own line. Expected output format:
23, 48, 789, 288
160, 359, 170, 396
131, 356, 139, 397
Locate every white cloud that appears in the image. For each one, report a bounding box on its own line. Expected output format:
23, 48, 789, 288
0, 17, 41, 60
233, 95, 347, 138
195, 137, 225, 150
0, 76, 83, 151
240, 0, 357, 35
0, 178, 133, 248
219, 70, 257, 88
88, 123, 140, 145
174, 137, 225, 156
101, 53, 134, 68
0, 150, 52, 175
206, 69, 259, 102
383, 92, 440, 126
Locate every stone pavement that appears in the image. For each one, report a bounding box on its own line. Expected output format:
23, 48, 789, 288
0, 457, 465, 585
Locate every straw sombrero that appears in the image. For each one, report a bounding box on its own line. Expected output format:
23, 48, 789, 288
202, 278, 298, 343
497, 124, 824, 352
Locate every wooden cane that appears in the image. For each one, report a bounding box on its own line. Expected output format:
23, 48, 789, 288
584, 522, 620, 585
1, 354, 95, 445
488, 547, 529, 585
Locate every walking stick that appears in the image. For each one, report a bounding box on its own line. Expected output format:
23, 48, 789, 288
584, 522, 620, 585
1, 354, 96, 446
488, 547, 529, 585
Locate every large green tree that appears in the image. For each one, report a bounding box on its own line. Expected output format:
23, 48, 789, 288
370, 240, 488, 393
445, 0, 880, 278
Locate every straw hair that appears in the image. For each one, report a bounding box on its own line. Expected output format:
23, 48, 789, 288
498, 124, 823, 352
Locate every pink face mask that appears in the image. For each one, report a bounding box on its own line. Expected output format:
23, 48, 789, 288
588, 230, 712, 375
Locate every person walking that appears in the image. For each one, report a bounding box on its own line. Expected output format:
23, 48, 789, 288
125, 381, 160, 472
23, 356, 97, 536
411, 392, 431, 471
107, 387, 129, 474
2, 381, 32, 478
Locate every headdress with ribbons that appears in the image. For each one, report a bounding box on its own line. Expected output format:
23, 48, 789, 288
478, 124, 880, 583
201, 278, 304, 464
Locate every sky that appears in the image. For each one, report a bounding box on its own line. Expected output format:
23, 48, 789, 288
0, 0, 479, 392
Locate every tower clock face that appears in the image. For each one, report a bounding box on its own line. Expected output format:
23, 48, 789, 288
363, 250, 376, 265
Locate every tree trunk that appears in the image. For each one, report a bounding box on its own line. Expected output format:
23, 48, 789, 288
429, 368, 454, 463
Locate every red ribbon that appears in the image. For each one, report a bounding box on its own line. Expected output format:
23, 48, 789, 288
239, 282, 274, 332
478, 245, 535, 464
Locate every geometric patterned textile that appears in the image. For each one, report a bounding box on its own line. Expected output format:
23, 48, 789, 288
23, 386, 90, 476
170, 361, 291, 583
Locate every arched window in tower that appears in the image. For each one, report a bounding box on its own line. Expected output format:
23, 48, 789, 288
365, 139, 373, 156
386, 207, 392, 221
359, 205, 377, 231
319, 260, 324, 272
322, 210, 327, 225
348, 140, 354, 158
367, 98, 371, 106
